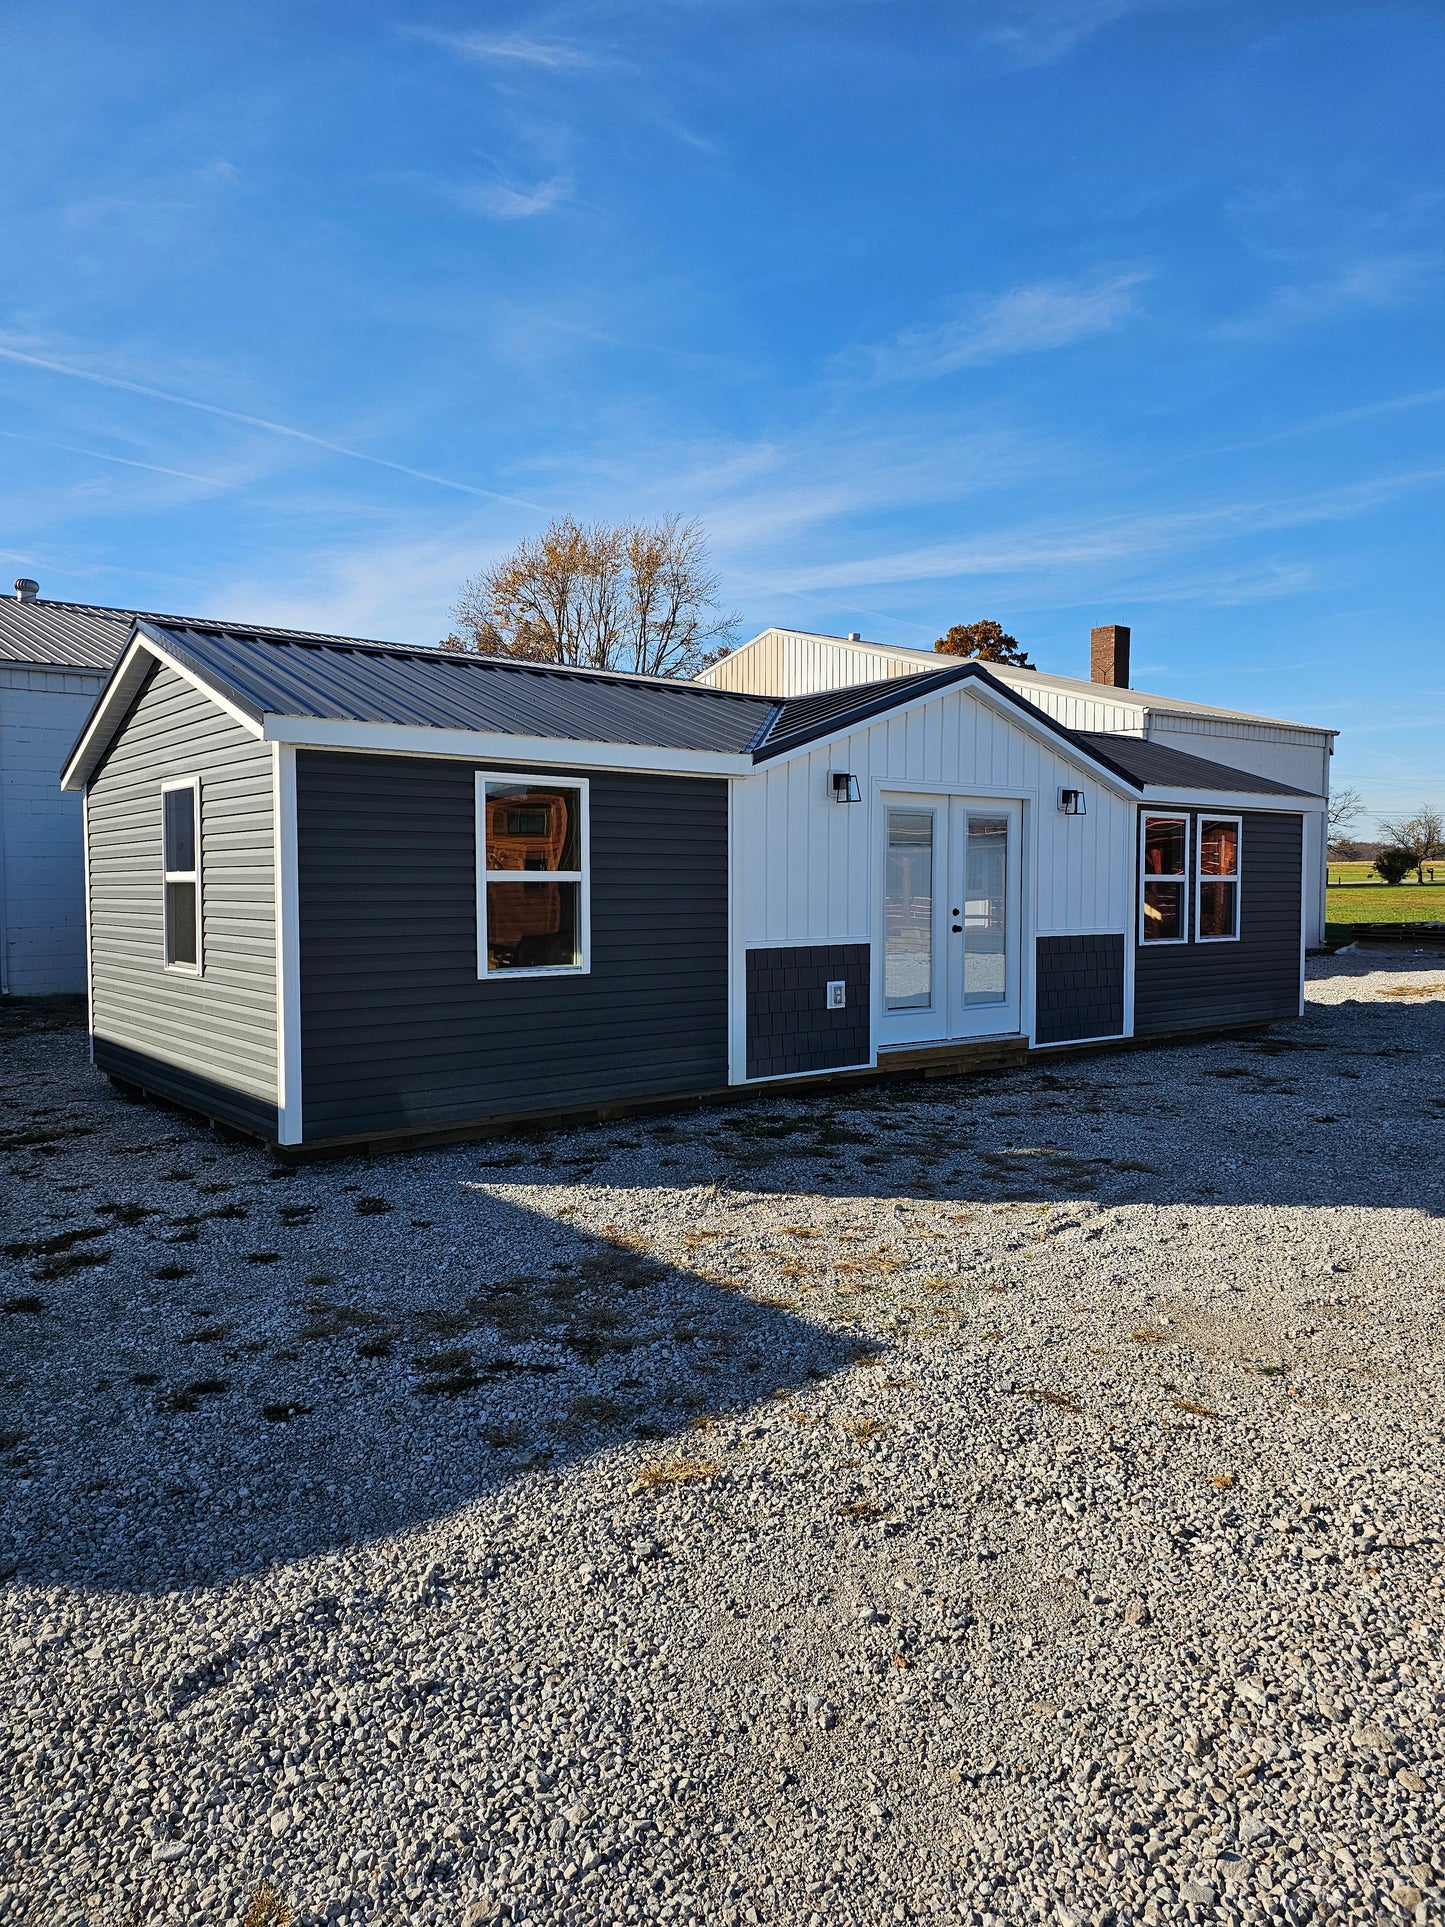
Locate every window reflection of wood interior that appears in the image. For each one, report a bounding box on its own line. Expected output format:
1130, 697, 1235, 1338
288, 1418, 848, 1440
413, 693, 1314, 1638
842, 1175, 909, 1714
486, 791, 572, 872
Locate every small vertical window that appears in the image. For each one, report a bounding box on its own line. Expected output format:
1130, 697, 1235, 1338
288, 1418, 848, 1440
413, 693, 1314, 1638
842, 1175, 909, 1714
1197, 817, 1241, 941
162, 780, 201, 973
1140, 814, 1189, 943
477, 776, 589, 975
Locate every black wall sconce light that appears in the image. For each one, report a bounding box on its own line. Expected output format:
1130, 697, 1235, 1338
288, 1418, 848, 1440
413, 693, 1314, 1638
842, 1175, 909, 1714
831, 772, 862, 803
1058, 787, 1087, 815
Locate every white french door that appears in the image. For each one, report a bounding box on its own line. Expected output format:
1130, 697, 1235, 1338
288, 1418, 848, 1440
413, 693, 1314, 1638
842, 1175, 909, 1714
878, 795, 1023, 1047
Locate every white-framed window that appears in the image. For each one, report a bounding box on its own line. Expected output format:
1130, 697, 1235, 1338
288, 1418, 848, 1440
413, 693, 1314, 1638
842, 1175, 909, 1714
1197, 815, 1242, 941
1139, 813, 1189, 944
161, 777, 202, 974
476, 773, 590, 978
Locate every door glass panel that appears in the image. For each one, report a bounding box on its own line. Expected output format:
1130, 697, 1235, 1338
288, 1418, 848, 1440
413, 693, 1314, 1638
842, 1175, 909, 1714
963, 813, 1008, 1006
884, 809, 933, 1009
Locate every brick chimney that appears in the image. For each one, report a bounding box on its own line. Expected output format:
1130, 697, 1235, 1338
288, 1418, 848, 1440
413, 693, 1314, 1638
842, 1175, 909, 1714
1090, 622, 1130, 688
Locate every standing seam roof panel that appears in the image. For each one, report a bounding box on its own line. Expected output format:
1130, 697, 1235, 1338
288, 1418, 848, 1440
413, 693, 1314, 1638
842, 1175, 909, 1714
145, 626, 780, 753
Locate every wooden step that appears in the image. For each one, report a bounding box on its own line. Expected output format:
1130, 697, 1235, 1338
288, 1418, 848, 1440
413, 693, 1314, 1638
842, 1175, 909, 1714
876, 1035, 1029, 1078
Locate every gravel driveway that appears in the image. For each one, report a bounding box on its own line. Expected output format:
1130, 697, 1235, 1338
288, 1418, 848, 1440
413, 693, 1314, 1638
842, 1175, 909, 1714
2, 946, 1443, 1927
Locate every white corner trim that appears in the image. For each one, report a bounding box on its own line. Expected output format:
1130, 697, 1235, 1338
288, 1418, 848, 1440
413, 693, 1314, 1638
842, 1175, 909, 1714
273, 743, 302, 1145
263, 714, 753, 777
82, 787, 94, 1055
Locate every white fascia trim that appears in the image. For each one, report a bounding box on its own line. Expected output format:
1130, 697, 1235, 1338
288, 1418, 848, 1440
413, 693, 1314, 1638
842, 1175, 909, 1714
60, 629, 263, 789
273, 743, 302, 1145
1137, 786, 1324, 811
262, 714, 753, 777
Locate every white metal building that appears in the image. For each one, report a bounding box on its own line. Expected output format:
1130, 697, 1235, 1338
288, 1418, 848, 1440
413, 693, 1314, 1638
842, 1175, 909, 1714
700, 623, 1337, 946
0, 583, 132, 995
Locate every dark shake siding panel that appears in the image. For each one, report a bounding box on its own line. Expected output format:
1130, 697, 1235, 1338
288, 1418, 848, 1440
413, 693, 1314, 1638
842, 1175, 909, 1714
1134, 810, 1303, 1037
297, 753, 729, 1137
1035, 934, 1126, 1044
745, 944, 871, 1078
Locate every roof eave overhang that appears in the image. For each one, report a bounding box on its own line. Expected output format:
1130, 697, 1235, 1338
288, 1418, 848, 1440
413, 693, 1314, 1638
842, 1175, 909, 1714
1138, 784, 1324, 811
261, 714, 754, 776
60, 625, 266, 790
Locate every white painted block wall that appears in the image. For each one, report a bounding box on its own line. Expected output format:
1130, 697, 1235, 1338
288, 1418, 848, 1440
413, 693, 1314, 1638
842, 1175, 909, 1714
0, 671, 105, 995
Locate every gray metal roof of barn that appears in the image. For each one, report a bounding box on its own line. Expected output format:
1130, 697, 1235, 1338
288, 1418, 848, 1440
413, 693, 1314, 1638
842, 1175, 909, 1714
0, 597, 135, 670
142, 622, 783, 754
0, 594, 399, 674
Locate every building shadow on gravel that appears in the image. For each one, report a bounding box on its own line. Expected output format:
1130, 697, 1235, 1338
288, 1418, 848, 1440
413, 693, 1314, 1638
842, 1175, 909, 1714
483, 966, 1445, 1218
0, 1186, 865, 1596
4, 951, 1442, 1595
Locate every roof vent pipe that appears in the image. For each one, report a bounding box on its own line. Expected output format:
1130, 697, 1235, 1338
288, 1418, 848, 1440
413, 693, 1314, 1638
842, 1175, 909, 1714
846, 630, 862, 641
13, 578, 38, 603
1090, 622, 1130, 688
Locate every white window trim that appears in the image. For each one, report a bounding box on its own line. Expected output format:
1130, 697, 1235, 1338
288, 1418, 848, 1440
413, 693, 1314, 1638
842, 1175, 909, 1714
1195, 813, 1243, 944
475, 771, 591, 980
161, 775, 203, 976
1139, 811, 1190, 946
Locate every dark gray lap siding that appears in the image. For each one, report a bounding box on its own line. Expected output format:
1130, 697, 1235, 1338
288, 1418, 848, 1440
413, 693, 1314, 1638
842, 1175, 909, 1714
297, 754, 729, 1137
1133, 810, 1302, 1036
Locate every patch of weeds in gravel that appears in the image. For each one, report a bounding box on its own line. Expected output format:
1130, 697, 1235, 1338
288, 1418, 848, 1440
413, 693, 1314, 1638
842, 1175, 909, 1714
158, 1377, 229, 1413
2, 1295, 44, 1315
354, 1195, 393, 1215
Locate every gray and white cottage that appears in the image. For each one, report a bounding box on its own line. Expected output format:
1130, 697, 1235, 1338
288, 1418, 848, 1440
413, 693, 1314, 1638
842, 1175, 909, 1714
61, 617, 1331, 1153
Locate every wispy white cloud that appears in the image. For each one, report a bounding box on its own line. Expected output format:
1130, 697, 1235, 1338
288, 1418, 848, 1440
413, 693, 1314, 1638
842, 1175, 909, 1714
852, 272, 1149, 384
978, 0, 1169, 67
456, 174, 573, 221
0, 339, 544, 508
1218, 252, 1441, 340
410, 26, 601, 72
749, 466, 1445, 595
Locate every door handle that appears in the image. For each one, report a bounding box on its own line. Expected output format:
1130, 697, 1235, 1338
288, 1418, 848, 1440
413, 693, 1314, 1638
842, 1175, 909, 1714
951, 924, 962, 933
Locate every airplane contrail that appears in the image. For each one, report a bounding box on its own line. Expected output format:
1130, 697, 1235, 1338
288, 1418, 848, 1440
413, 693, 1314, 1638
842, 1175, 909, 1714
0, 342, 545, 511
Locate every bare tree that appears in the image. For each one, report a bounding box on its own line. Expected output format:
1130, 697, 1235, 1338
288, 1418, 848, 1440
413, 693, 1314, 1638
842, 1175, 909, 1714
1376, 804, 1445, 884
445, 515, 737, 679
1327, 785, 1363, 840
933, 619, 1034, 668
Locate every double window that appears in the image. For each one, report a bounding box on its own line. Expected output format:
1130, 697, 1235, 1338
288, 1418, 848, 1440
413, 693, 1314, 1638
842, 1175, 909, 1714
162, 779, 202, 973
1140, 812, 1241, 944
476, 775, 589, 977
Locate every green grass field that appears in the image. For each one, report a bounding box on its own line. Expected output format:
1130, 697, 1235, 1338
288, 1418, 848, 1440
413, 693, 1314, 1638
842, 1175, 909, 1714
1328, 861, 1445, 885
1326, 882, 1445, 940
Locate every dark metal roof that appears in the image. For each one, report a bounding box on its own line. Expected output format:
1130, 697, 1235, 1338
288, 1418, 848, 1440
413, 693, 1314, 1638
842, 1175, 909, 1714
71, 618, 1317, 797
753, 667, 969, 759
1071, 731, 1313, 796
141, 624, 781, 754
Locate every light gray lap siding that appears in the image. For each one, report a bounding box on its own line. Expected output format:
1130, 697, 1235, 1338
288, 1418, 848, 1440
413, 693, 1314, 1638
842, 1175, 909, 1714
86, 664, 277, 1123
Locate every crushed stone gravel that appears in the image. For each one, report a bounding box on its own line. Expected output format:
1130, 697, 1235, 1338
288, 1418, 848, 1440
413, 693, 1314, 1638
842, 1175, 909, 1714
1, 946, 1443, 1926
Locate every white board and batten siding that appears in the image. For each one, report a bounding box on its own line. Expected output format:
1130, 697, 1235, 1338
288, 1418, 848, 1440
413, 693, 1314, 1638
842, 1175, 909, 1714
729, 685, 1134, 1077
0, 665, 106, 994
704, 629, 937, 699
86, 664, 279, 1115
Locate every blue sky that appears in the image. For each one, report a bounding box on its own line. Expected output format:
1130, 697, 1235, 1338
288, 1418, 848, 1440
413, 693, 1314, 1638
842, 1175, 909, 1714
2, 1, 1441, 826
